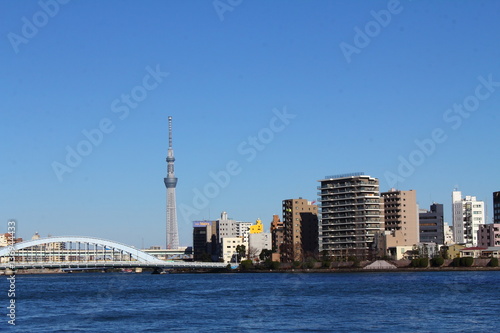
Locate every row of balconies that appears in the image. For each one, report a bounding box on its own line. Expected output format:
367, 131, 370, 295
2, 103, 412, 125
384, 215, 402, 220
322, 225, 383, 232
321, 206, 381, 213
321, 218, 383, 224
317, 194, 380, 204
320, 194, 380, 200
327, 212, 382, 218
319, 187, 380, 195
317, 181, 378, 190
321, 215, 381, 221
322, 238, 371, 245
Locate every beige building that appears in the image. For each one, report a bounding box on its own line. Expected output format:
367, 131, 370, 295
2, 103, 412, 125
390, 245, 415, 260
382, 189, 420, 256
446, 244, 465, 259
282, 198, 318, 262
222, 237, 246, 263
270, 215, 283, 261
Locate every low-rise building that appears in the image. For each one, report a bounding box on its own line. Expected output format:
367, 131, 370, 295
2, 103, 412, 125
445, 244, 465, 259
478, 224, 500, 247
459, 246, 489, 258
387, 245, 415, 260
222, 237, 246, 263
248, 232, 271, 261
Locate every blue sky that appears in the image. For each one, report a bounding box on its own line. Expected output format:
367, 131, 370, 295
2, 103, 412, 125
1, 0, 499, 248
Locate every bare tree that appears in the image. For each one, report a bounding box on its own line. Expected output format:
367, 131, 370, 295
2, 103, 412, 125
247, 246, 260, 262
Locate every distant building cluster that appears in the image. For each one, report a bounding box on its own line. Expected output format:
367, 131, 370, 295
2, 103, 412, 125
0, 233, 23, 247
192, 173, 500, 263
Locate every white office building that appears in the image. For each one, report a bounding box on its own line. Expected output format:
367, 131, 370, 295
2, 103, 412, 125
452, 191, 485, 246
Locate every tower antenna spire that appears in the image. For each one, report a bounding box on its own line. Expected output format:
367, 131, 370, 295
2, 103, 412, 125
168, 116, 173, 149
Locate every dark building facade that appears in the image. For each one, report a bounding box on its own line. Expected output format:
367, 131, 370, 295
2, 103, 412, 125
494, 191, 500, 224
192, 220, 219, 261
419, 203, 445, 244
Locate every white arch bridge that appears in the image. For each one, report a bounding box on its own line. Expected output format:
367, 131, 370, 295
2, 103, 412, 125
0, 236, 228, 271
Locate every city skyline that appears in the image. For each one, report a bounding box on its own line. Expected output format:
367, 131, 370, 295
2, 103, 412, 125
1, 1, 500, 248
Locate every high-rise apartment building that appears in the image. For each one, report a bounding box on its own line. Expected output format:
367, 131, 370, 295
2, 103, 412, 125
282, 198, 318, 262
419, 203, 445, 244
318, 173, 384, 260
452, 190, 485, 246
494, 191, 500, 224
382, 189, 419, 248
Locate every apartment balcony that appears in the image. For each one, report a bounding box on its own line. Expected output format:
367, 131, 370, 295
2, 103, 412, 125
352, 194, 380, 200
321, 220, 357, 226
326, 227, 358, 232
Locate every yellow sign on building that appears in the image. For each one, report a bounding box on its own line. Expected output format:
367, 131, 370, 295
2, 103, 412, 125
249, 219, 263, 234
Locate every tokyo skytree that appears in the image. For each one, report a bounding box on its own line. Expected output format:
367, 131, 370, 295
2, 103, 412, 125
164, 116, 179, 249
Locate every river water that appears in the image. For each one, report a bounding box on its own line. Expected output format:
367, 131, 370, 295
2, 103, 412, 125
2, 271, 500, 332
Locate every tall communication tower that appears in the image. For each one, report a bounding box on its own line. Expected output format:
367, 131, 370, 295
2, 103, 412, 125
164, 116, 179, 249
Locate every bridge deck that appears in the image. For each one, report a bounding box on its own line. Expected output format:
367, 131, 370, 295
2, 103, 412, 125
0, 261, 229, 270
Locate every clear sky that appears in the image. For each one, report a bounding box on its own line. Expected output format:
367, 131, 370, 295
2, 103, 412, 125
1, 0, 499, 248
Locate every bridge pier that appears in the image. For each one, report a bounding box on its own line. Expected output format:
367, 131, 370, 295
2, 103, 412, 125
151, 267, 164, 274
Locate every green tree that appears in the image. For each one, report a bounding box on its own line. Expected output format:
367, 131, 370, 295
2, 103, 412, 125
410, 259, 420, 267
321, 250, 330, 262
305, 257, 316, 269
322, 260, 332, 268
235, 244, 246, 261
431, 257, 444, 267
265, 261, 280, 270
240, 259, 253, 270
419, 258, 429, 268
460, 257, 474, 267
488, 258, 499, 267
259, 249, 273, 262
440, 246, 449, 260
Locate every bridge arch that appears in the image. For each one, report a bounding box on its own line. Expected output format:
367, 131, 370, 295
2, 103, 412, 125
0, 236, 163, 263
